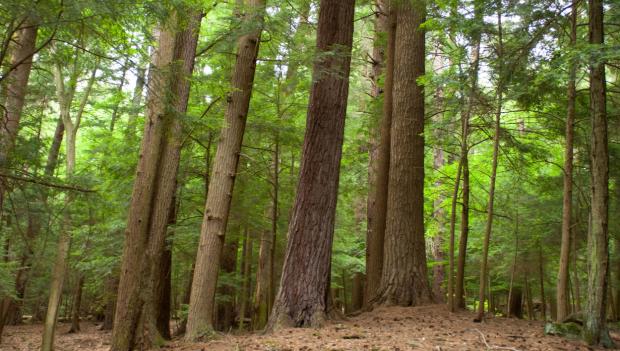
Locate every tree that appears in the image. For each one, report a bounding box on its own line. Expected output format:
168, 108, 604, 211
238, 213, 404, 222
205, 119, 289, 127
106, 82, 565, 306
185, 0, 266, 339
556, 0, 578, 323
111, 8, 202, 350
583, 0, 612, 346
474, 0, 503, 322
375, 0, 432, 307
0, 17, 38, 332
454, 0, 482, 311
366, 0, 393, 306
41, 46, 98, 351
266, 0, 355, 329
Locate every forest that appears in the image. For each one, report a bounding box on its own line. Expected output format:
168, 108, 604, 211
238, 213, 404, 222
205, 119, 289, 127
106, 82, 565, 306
0, 0, 619, 350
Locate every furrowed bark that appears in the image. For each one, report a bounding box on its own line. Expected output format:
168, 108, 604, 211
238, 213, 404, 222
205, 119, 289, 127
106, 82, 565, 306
266, 0, 355, 330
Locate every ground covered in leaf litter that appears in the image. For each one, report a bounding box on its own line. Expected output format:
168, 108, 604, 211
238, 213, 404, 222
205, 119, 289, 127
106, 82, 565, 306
2, 305, 618, 350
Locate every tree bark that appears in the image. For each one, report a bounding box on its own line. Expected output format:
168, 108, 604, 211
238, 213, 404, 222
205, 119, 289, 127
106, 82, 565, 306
365, 0, 392, 308
556, 0, 578, 323
583, 0, 612, 346
68, 276, 84, 333
0, 19, 37, 208
111, 9, 201, 350
185, 0, 265, 340
475, 3, 503, 322
266, 0, 355, 330
216, 235, 239, 331
375, 0, 432, 307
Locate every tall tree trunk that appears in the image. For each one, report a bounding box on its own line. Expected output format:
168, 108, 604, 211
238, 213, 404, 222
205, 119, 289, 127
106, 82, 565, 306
251, 1, 311, 320
366, 0, 392, 307
0, 20, 37, 210
583, 0, 611, 346
185, 1, 265, 340
556, 0, 578, 323
475, 3, 503, 322
431, 43, 446, 303
455, 0, 482, 311
0, 25, 37, 330
375, 0, 432, 307
41, 54, 98, 351
266, 0, 355, 330
111, 9, 201, 350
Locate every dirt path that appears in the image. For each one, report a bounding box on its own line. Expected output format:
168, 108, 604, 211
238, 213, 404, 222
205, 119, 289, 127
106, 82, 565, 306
2, 305, 617, 350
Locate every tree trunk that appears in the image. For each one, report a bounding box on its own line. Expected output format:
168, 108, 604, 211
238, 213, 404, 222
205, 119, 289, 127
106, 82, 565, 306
431, 42, 446, 304
109, 60, 128, 132
111, 9, 201, 350
0, 23, 37, 330
583, 0, 611, 346
266, 0, 355, 330
253, 226, 271, 329
455, 0, 482, 311
68, 276, 84, 333
125, 65, 146, 138
375, 0, 432, 307
351, 273, 364, 312
0, 19, 37, 208
41, 52, 98, 351
556, 0, 578, 323
101, 275, 118, 330
185, 1, 265, 340
216, 236, 239, 332
509, 287, 523, 319
525, 271, 534, 320
475, 3, 503, 322
365, 0, 392, 307
538, 242, 547, 320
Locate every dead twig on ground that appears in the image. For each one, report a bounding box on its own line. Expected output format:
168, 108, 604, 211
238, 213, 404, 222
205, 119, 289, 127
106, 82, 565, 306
469, 328, 522, 351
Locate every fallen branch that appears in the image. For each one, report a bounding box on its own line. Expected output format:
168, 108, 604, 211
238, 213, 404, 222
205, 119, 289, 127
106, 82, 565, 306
470, 329, 521, 351
0, 172, 95, 193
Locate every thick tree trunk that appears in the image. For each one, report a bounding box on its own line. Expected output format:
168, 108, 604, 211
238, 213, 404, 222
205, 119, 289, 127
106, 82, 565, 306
0, 24, 38, 330
375, 0, 432, 307
583, 0, 611, 346
185, 1, 265, 340
509, 287, 523, 319
266, 0, 354, 330
365, 0, 392, 307
111, 10, 201, 350
475, 4, 503, 322
556, 0, 578, 323
0, 20, 37, 205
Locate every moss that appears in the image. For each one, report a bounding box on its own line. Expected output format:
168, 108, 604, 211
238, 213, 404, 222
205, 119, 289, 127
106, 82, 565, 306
544, 322, 582, 339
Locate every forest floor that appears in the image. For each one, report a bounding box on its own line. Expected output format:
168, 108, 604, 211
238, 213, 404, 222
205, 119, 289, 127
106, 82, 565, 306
2, 305, 619, 350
